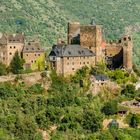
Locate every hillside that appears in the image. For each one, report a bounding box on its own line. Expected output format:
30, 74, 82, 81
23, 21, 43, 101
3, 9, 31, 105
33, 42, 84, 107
0, 0, 140, 64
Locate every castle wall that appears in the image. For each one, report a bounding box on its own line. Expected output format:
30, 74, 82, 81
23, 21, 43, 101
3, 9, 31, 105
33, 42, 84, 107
55, 56, 95, 75
80, 25, 96, 51
7, 43, 24, 65
95, 26, 103, 64
0, 44, 8, 65
23, 51, 45, 70
68, 22, 80, 44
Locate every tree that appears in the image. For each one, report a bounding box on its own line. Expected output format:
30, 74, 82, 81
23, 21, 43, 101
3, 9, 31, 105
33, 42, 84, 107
10, 51, 25, 74
102, 100, 118, 115
129, 114, 139, 128
0, 63, 7, 76
82, 110, 103, 132
121, 84, 136, 98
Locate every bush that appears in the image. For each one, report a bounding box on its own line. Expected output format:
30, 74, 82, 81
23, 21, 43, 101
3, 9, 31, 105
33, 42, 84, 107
102, 100, 118, 115
121, 84, 136, 98
0, 63, 7, 76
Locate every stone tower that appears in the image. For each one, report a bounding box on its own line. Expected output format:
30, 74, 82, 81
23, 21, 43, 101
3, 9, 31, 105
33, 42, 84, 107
80, 25, 103, 64
67, 22, 80, 44
122, 36, 133, 71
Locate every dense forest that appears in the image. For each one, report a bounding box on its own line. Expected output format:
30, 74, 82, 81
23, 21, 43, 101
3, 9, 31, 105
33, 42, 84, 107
1, 0, 140, 65
0, 66, 140, 139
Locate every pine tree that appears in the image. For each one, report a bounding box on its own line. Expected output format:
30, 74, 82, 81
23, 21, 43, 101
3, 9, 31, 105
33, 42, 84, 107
10, 51, 24, 74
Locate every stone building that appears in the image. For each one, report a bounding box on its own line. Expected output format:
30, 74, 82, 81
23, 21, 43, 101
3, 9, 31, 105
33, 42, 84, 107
0, 33, 24, 65
49, 44, 95, 75
23, 40, 45, 70
49, 21, 133, 76
0, 33, 45, 70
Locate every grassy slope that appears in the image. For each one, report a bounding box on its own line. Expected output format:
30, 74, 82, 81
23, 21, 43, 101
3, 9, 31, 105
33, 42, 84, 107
0, 0, 140, 64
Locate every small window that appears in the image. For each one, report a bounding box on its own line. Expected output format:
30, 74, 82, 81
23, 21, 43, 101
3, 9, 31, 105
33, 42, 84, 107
3, 57, 5, 60
83, 62, 85, 64
38, 48, 40, 50
87, 62, 89, 64
10, 46, 12, 49
72, 68, 75, 71
38, 54, 40, 56
14, 46, 16, 49
35, 54, 36, 56
32, 48, 34, 50
9, 52, 12, 55
124, 37, 126, 41
26, 54, 28, 56
26, 48, 28, 50
67, 57, 69, 60
35, 60, 36, 63
31, 60, 33, 63
72, 62, 74, 65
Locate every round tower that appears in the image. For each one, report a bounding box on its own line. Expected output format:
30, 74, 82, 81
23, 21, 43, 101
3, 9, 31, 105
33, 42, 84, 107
122, 36, 133, 71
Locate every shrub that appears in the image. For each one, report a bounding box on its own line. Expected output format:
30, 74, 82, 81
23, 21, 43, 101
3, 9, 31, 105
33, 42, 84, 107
102, 100, 118, 115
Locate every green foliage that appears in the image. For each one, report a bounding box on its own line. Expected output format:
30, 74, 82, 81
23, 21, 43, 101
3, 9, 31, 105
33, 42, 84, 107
129, 114, 139, 128
102, 100, 118, 115
82, 110, 103, 133
121, 84, 136, 98
10, 51, 25, 74
28, 83, 45, 94
91, 63, 107, 75
0, 63, 7, 76
107, 69, 130, 84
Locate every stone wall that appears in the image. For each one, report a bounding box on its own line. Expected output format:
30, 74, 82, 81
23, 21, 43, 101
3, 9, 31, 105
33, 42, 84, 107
55, 56, 95, 76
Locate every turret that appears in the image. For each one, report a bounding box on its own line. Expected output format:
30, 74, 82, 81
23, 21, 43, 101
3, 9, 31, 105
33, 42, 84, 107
122, 35, 133, 71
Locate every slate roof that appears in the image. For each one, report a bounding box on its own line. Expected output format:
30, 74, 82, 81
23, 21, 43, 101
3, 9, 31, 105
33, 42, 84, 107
8, 34, 24, 43
0, 33, 24, 45
49, 44, 95, 57
23, 41, 45, 53
94, 74, 109, 81
0, 34, 7, 45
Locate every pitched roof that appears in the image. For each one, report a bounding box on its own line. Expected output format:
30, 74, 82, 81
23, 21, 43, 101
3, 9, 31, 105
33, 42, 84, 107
0, 33, 7, 45
8, 34, 24, 43
49, 44, 95, 57
23, 41, 45, 53
23, 42, 45, 53
94, 74, 109, 81
0, 33, 24, 45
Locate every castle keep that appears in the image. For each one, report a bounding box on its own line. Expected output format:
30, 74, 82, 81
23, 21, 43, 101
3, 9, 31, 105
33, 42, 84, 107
49, 22, 133, 76
0, 33, 45, 70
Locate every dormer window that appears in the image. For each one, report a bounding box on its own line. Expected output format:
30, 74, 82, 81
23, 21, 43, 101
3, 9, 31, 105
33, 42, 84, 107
68, 51, 71, 55
124, 37, 126, 41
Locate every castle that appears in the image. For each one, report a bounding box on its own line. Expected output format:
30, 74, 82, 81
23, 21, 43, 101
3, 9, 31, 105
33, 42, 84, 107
49, 22, 133, 75
0, 33, 45, 70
